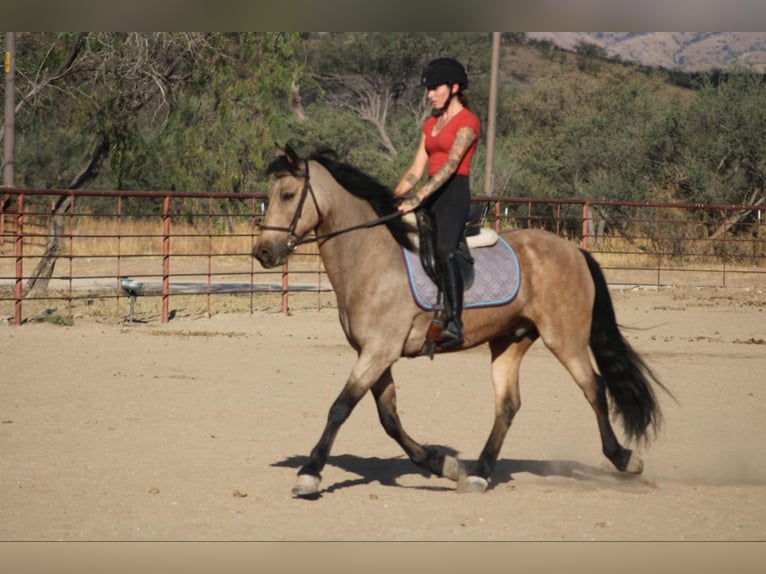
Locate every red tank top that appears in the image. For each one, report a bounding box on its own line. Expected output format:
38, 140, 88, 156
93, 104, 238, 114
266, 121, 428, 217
423, 108, 480, 177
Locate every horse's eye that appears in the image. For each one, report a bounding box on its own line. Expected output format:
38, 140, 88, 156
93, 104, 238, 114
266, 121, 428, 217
280, 190, 296, 202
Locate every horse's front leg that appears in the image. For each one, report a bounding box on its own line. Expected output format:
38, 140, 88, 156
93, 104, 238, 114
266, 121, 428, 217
292, 351, 393, 498
371, 369, 461, 482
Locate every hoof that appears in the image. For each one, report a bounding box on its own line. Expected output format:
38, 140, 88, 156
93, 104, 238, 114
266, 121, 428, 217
441, 455, 461, 482
292, 474, 321, 497
625, 452, 644, 474
457, 475, 489, 493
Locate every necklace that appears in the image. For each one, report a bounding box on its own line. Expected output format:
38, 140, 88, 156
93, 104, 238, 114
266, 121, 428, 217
433, 105, 462, 133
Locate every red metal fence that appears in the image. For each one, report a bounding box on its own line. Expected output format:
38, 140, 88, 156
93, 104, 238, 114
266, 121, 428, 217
1, 188, 764, 326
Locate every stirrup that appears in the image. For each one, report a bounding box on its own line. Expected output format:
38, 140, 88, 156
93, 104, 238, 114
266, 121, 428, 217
439, 320, 464, 350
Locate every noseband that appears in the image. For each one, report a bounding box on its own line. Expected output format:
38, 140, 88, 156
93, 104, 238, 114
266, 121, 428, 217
258, 159, 404, 253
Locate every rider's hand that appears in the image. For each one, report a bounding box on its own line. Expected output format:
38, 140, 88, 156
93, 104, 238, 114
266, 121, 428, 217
396, 195, 421, 214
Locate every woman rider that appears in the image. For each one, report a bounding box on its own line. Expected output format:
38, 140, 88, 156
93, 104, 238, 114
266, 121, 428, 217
394, 57, 480, 349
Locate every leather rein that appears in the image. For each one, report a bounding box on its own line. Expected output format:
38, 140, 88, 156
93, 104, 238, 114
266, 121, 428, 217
257, 159, 404, 253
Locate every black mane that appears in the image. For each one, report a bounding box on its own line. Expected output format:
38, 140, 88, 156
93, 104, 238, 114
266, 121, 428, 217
308, 149, 416, 250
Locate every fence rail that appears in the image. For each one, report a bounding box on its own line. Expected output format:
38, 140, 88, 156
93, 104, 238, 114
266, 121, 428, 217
1, 187, 764, 326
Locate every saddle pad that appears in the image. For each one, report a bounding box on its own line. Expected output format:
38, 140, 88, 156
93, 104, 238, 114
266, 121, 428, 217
402, 235, 521, 310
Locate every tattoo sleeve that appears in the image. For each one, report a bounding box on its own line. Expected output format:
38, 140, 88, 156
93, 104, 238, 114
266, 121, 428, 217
419, 127, 475, 199
404, 174, 419, 188
394, 172, 421, 198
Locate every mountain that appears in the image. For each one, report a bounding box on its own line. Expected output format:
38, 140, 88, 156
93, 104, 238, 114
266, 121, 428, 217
525, 32, 766, 72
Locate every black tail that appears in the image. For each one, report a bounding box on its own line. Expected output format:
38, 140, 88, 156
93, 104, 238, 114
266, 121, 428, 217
581, 249, 672, 444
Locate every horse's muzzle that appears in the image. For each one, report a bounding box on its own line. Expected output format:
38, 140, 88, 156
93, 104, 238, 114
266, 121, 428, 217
252, 239, 288, 269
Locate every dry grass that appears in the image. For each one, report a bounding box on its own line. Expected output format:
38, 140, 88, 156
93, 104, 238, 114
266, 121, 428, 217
586, 230, 766, 268
59, 218, 324, 269
59, 218, 258, 258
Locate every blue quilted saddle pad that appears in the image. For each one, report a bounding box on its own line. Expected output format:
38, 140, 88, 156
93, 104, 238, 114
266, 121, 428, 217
402, 235, 521, 310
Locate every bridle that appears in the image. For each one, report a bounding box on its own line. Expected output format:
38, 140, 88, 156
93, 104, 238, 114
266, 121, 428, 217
257, 159, 322, 252
258, 159, 405, 253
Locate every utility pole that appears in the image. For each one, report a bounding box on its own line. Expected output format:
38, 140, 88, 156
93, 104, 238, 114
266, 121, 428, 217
4, 32, 15, 187
483, 32, 500, 196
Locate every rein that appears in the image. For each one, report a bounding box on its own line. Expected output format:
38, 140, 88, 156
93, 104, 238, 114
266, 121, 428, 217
258, 159, 405, 252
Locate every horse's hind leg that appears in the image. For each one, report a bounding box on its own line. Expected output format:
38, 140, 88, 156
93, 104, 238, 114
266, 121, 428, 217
371, 369, 461, 482
556, 348, 643, 474
460, 335, 534, 493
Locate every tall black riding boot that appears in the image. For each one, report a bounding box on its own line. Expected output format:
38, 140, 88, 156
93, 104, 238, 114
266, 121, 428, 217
439, 252, 464, 350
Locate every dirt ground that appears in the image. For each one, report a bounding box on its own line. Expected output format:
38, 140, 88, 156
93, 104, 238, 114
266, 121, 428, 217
1, 285, 765, 541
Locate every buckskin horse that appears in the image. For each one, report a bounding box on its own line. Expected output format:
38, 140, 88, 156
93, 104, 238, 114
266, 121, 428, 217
253, 145, 670, 497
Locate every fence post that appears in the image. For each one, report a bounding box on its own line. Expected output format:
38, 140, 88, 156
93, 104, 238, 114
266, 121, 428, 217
162, 195, 170, 323
721, 211, 727, 287
655, 209, 661, 287
281, 263, 289, 315
316, 248, 322, 310
581, 202, 590, 250
206, 196, 213, 319
14, 193, 23, 326
526, 200, 532, 229
66, 194, 74, 319
250, 196, 257, 315
116, 196, 122, 319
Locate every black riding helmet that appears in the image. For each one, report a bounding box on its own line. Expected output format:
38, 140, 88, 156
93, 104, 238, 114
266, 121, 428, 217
420, 57, 468, 90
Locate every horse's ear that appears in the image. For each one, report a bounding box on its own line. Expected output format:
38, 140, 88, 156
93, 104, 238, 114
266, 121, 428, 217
283, 144, 300, 169
270, 143, 303, 177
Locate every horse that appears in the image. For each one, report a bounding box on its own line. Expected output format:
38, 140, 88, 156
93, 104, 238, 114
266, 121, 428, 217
252, 145, 671, 497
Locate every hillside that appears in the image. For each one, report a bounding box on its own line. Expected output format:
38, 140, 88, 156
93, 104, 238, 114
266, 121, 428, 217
525, 32, 766, 72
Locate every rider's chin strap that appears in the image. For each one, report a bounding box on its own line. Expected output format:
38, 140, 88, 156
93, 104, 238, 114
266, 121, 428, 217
432, 88, 457, 117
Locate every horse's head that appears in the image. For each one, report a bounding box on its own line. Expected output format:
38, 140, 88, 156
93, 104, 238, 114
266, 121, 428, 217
253, 145, 322, 268
254, 145, 417, 268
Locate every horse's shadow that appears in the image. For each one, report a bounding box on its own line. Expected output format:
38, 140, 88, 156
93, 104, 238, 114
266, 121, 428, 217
272, 452, 447, 496
272, 446, 647, 497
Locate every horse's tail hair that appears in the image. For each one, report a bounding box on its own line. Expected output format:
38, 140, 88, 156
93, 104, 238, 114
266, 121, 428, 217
580, 249, 672, 444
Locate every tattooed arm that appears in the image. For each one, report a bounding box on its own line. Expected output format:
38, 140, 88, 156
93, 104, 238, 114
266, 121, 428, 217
414, 126, 475, 202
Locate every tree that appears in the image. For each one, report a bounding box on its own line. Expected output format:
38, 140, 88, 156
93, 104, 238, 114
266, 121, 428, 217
307, 33, 434, 158
682, 73, 766, 206
675, 72, 766, 239
574, 40, 608, 73
11, 32, 765, 264
5, 33, 306, 293
507, 62, 675, 237
307, 33, 491, 163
